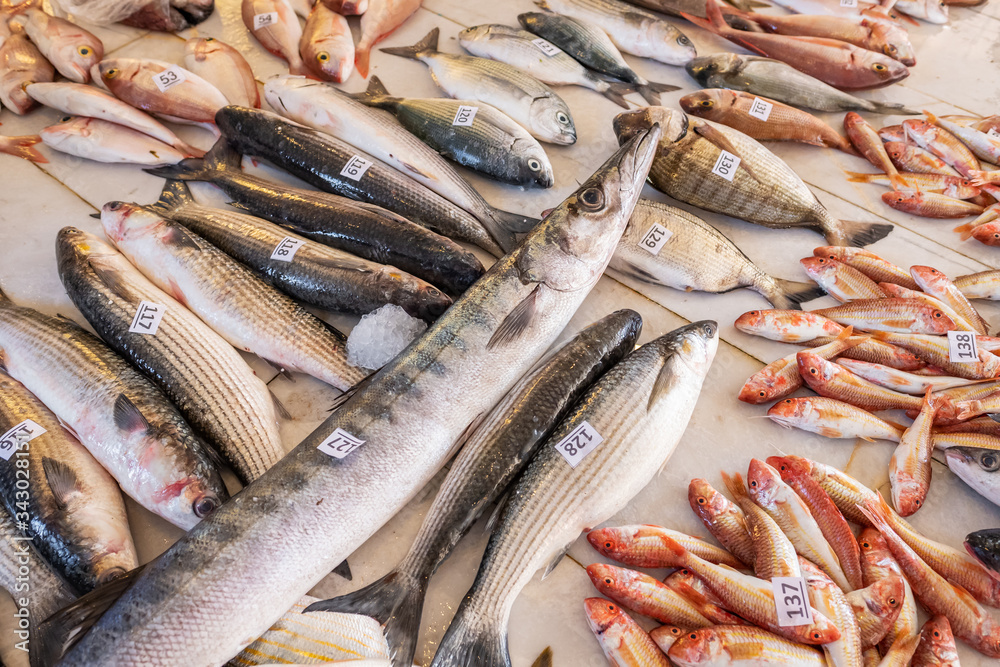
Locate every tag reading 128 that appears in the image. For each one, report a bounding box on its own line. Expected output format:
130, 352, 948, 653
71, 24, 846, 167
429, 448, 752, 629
554, 421, 604, 468
772, 577, 813, 627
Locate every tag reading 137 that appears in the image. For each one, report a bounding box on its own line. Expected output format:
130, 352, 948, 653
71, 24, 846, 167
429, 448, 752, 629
772, 577, 813, 627
317, 428, 366, 460
554, 421, 604, 468
712, 150, 740, 182
948, 330, 978, 363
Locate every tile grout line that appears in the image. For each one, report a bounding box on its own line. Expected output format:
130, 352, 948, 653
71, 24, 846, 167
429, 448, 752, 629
28, 162, 99, 213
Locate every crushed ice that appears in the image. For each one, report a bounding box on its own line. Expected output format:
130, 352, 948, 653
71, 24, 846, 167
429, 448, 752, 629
347, 304, 427, 370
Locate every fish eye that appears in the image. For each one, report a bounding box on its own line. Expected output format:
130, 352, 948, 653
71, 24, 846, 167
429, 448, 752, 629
813, 633, 822, 640
885, 45, 897, 56
60, 115, 73, 122
194, 496, 218, 518
579, 187, 604, 210
556, 111, 570, 125
759, 391, 766, 397
914, 499, 921, 507
889, 597, 897, 605
77, 46, 91, 57
689, 633, 698, 639
873, 63, 888, 72
205, 37, 215, 41
933, 630, 940, 638
105, 67, 118, 79
697, 496, 707, 504
317, 52, 330, 62
861, 541, 870, 549
933, 311, 942, 318
784, 399, 792, 404
810, 368, 818, 374
699, 100, 714, 108
980, 452, 1000, 471
604, 541, 613, 549
607, 603, 616, 612
604, 577, 613, 585
528, 158, 541, 172
671, 628, 682, 636
677, 35, 692, 46
994, 233, 1000, 240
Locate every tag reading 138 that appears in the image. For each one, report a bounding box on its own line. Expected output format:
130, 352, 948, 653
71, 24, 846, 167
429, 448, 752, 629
772, 577, 813, 627
948, 330, 978, 363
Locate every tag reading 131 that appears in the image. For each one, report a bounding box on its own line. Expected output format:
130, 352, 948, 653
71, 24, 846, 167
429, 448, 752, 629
129, 301, 166, 335
254, 12, 278, 30
154, 66, 187, 93
317, 428, 366, 460
712, 150, 740, 181
948, 330, 979, 363
452, 105, 479, 127
772, 577, 813, 627
340, 155, 374, 182
532, 38, 561, 57
554, 421, 604, 468
748, 97, 773, 122
640, 222, 672, 256
271, 236, 305, 262
0, 420, 46, 461
840, 0, 858, 6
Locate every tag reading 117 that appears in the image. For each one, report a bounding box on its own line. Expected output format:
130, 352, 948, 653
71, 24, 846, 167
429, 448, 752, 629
317, 428, 366, 460
772, 577, 813, 627
948, 330, 978, 363
129, 301, 166, 335
554, 421, 604, 468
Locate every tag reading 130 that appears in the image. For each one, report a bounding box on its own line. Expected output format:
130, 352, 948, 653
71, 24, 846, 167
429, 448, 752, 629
712, 150, 740, 181
772, 577, 813, 627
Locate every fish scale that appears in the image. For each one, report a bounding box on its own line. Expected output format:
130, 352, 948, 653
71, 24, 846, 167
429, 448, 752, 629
0, 503, 76, 624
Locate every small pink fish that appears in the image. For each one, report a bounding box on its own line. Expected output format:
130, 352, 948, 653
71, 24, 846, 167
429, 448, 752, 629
10, 8, 102, 83
301, 2, 354, 82
734, 309, 843, 342
800, 256, 884, 301
355, 0, 423, 78
184, 37, 260, 108
584, 598, 671, 666
242, 0, 309, 75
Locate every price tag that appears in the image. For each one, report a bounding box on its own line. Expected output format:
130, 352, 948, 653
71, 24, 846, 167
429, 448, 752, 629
317, 428, 366, 460
772, 577, 813, 627
532, 38, 561, 57
452, 105, 479, 127
340, 155, 374, 182
554, 420, 604, 468
639, 222, 672, 256
129, 301, 166, 335
748, 97, 773, 122
840, 0, 858, 7
988, 128, 1000, 139
254, 12, 278, 30
948, 330, 979, 362
711, 150, 740, 181
0, 420, 46, 461
270, 236, 305, 262
153, 66, 187, 93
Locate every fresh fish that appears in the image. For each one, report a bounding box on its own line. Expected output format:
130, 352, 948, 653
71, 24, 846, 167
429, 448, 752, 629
40, 116, 190, 166
800, 257, 884, 301
150, 181, 451, 321
264, 74, 538, 250
767, 397, 904, 441
0, 372, 135, 593
586, 564, 713, 627
902, 119, 980, 178
954, 270, 1000, 300
430, 321, 719, 667
912, 615, 960, 667
458, 24, 633, 109
889, 389, 938, 516
882, 191, 984, 219
957, 214, 1000, 246
944, 445, 1000, 507
884, 142, 960, 177
812, 247, 917, 290
0, 24, 53, 114
687, 478, 755, 566
937, 416, 1000, 437
585, 598, 671, 667
588, 524, 745, 569
0, 292, 226, 530
614, 107, 894, 246
858, 527, 919, 654
934, 431, 1000, 450
517, 11, 678, 106
798, 350, 924, 411
799, 558, 863, 667
926, 110, 1000, 165
120, 1, 191, 31
763, 0, 905, 25
735, 308, 844, 342
812, 299, 956, 334
184, 37, 260, 108
847, 171, 980, 199
25, 82, 202, 156
8, 8, 101, 83
322, 0, 367, 14
837, 359, 980, 394
846, 112, 905, 187
147, 139, 485, 295
306, 310, 642, 667
242, 0, 307, 75
57, 228, 284, 484
612, 199, 824, 309
881, 279, 984, 334
894, 0, 948, 23
649, 626, 686, 655
0, 134, 45, 162
847, 575, 905, 648
380, 29, 577, 146
50, 125, 663, 667
965, 529, 1000, 581
684, 0, 909, 91
681, 89, 856, 153
816, 337, 927, 372
351, 77, 553, 189
98, 58, 229, 127
878, 634, 922, 665
870, 331, 1000, 379
667, 625, 827, 666
685, 53, 916, 114
663, 567, 748, 625
301, 2, 354, 82
100, 202, 365, 392
722, 470, 801, 580
539, 0, 698, 66
355, 0, 422, 78
910, 265, 989, 335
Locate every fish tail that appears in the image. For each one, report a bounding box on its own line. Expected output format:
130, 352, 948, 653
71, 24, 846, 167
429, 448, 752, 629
484, 209, 539, 255
636, 81, 680, 106
954, 222, 977, 240
602, 82, 634, 110
680, 6, 719, 34
825, 218, 894, 247
889, 173, 910, 191
764, 278, 826, 310
351, 75, 395, 107
355, 44, 373, 79
144, 138, 240, 181
380, 28, 440, 61
1, 135, 47, 163
430, 597, 509, 667
305, 568, 427, 667
147, 179, 196, 215
869, 101, 921, 116
845, 171, 878, 184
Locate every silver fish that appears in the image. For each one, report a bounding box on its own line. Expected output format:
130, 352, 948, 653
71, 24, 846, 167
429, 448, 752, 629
306, 309, 643, 667
50, 124, 661, 667
39, 117, 190, 166
430, 320, 718, 667
611, 198, 824, 308
945, 446, 1000, 507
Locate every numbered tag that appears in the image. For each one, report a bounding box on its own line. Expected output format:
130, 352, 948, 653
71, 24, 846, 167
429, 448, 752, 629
532, 38, 561, 57
129, 301, 166, 335
840, 0, 858, 7
452, 105, 479, 127
554, 421, 604, 468
712, 150, 740, 182
748, 97, 773, 122
317, 428, 366, 460
253, 12, 278, 30
639, 222, 672, 256
340, 155, 374, 182
270, 236, 305, 262
0, 420, 46, 461
772, 577, 813, 627
948, 330, 979, 363
988, 128, 1000, 139
153, 66, 187, 93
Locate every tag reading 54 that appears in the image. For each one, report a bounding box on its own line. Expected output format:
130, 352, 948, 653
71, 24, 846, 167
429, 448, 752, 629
948, 330, 979, 363
317, 428, 366, 460
554, 421, 604, 468
772, 577, 813, 627
0, 420, 46, 461
712, 150, 740, 181
254, 12, 278, 30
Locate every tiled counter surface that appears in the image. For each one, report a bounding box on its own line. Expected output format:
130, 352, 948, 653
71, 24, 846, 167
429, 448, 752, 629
1, 0, 999, 664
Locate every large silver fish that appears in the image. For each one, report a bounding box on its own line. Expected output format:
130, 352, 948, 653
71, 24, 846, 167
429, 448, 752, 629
50, 124, 661, 667
945, 446, 1000, 507
431, 320, 719, 667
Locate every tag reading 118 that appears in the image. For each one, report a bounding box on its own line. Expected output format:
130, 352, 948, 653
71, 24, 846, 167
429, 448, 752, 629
772, 577, 813, 627
270, 236, 305, 262
554, 421, 604, 468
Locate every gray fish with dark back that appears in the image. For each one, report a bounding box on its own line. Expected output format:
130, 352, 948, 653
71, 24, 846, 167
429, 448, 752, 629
430, 320, 719, 667
56, 228, 284, 484
306, 309, 644, 667
620, 0, 770, 17
47, 124, 662, 667
966, 529, 1000, 578
611, 199, 825, 308
945, 446, 1000, 508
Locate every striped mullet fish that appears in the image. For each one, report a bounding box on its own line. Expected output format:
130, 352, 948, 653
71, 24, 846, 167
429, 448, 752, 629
49, 125, 662, 667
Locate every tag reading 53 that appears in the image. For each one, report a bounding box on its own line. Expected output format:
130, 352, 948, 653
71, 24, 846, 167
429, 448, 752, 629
772, 577, 813, 627
554, 421, 604, 468
154, 66, 187, 93
317, 428, 366, 460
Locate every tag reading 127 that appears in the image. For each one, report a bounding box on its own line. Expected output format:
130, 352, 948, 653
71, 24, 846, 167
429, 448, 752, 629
317, 428, 366, 460
554, 421, 604, 468
948, 330, 978, 363
772, 577, 813, 627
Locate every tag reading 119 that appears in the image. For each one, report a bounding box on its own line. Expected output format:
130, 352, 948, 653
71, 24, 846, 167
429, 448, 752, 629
772, 577, 813, 627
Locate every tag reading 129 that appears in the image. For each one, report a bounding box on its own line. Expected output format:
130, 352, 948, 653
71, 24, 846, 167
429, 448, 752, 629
640, 222, 672, 256
772, 577, 813, 627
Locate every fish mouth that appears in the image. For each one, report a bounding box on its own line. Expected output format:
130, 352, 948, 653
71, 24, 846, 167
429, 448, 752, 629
617, 123, 661, 197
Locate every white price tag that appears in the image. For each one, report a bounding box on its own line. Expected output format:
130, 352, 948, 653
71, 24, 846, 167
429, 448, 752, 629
0, 420, 46, 461
988, 128, 1000, 139
340, 155, 374, 182
129, 301, 166, 335
772, 577, 813, 627
452, 105, 479, 127
532, 38, 561, 57
554, 420, 604, 468
270, 236, 305, 262
639, 222, 672, 256
948, 330, 979, 363
748, 97, 773, 122
253, 12, 278, 30
153, 66, 187, 93
711, 150, 740, 181
317, 428, 366, 460
840, 0, 858, 7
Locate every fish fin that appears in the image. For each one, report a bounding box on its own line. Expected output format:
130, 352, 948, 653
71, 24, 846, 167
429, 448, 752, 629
202, 138, 242, 172
845, 172, 879, 184
380, 28, 440, 60
350, 74, 394, 106
42, 457, 80, 511
484, 490, 511, 536
305, 568, 428, 667
483, 209, 532, 255
954, 222, 977, 240
143, 157, 209, 182
602, 82, 634, 110
680, 6, 720, 34
492, 208, 539, 235
423, 596, 509, 667
541, 543, 573, 580
531, 647, 553, 667
0, 135, 47, 163
148, 179, 195, 215
692, 122, 764, 184
635, 82, 680, 106
56, 415, 81, 441
766, 279, 826, 310
327, 373, 375, 413
355, 45, 373, 79
113, 394, 151, 434
487, 284, 541, 350
269, 389, 291, 421
87, 256, 135, 303
317, 317, 349, 344
889, 174, 909, 191
832, 220, 894, 247
331, 559, 352, 581
870, 101, 920, 116
648, 357, 681, 411
162, 224, 204, 252
721, 470, 750, 503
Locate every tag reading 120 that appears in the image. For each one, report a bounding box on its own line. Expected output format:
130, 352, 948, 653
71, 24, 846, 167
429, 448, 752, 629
452, 105, 479, 127
129, 301, 166, 335
772, 577, 813, 627
154, 66, 187, 93
640, 222, 672, 256
948, 330, 979, 363
317, 428, 366, 460
0, 420, 46, 461
554, 421, 604, 468
712, 150, 740, 181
